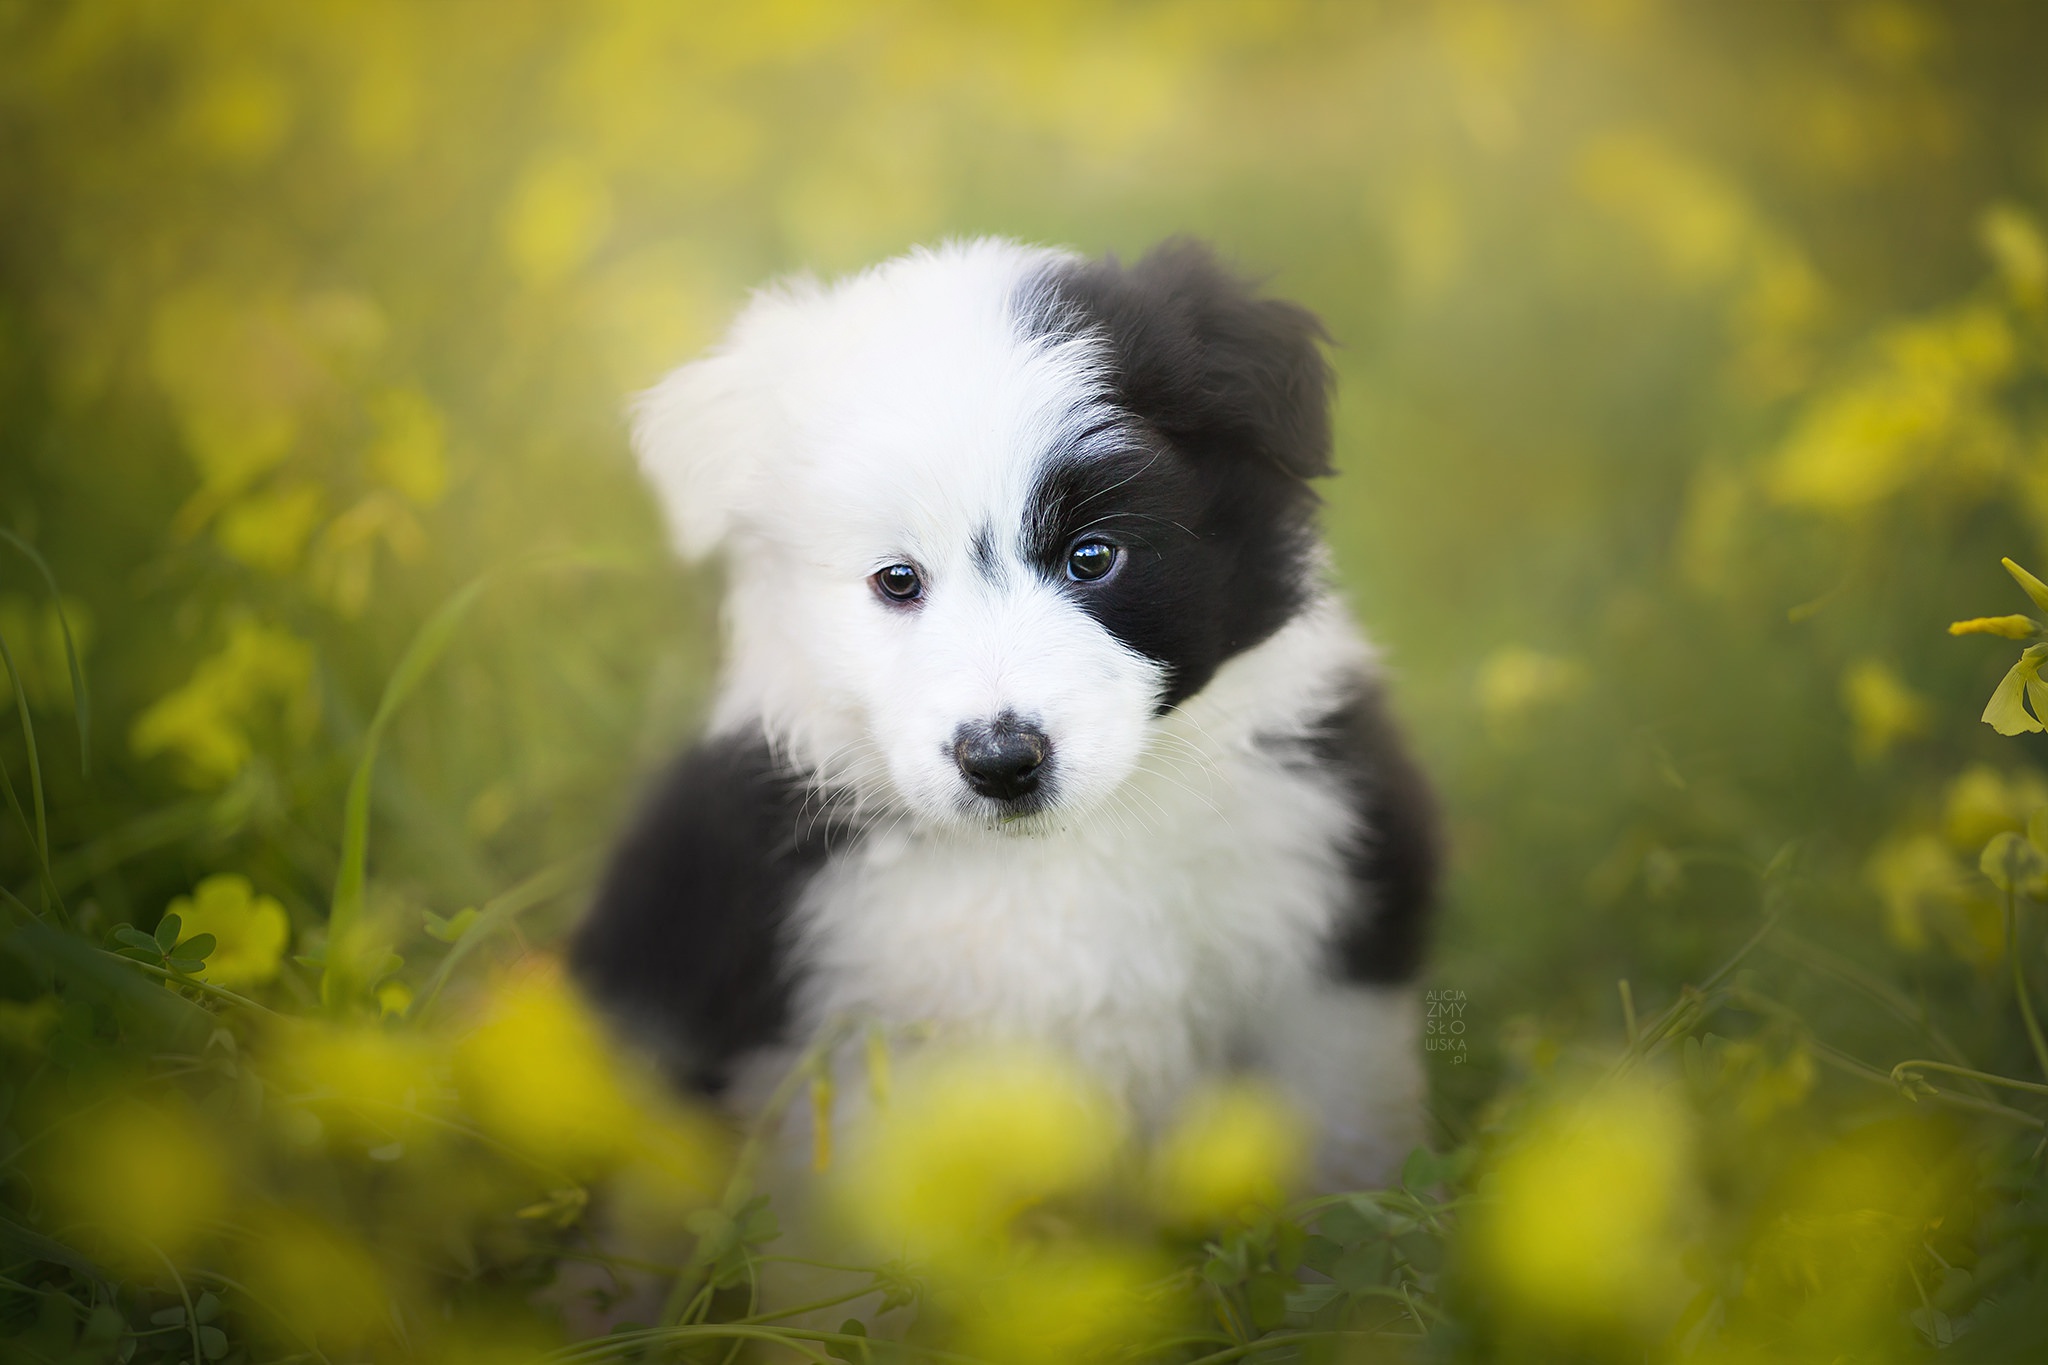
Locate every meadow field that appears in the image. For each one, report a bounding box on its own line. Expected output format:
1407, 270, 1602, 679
5, 2, 2048, 1360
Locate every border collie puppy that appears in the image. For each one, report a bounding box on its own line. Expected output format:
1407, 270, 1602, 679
572, 238, 1439, 1188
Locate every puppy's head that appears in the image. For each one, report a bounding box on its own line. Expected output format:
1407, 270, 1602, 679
636, 238, 1333, 831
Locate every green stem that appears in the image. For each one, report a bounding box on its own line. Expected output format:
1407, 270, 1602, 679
1890, 1059, 2048, 1099
552, 1323, 987, 1365
95, 949, 282, 1018
2006, 882, 2048, 1084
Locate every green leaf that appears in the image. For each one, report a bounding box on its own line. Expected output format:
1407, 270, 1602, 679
176, 933, 216, 961
198, 1324, 229, 1360
150, 1306, 185, 1327
423, 906, 480, 943
2005, 558, 2048, 613
154, 913, 182, 953
82, 1303, 124, 1343
1333, 1242, 1390, 1291
113, 926, 160, 954
1245, 1269, 1293, 1329
166, 956, 208, 974
1300, 1234, 1344, 1274
1317, 1200, 1381, 1246
1981, 831, 2044, 892
825, 1318, 870, 1363
1285, 1282, 1343, 1316
193, 1291, 220, 1324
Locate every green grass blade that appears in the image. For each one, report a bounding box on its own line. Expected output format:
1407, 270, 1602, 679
323, 547, 654, 1007
0, 529, 91, 773
327, 571, 496, 977
412, 851, 596, 1018
0, 627, 63, 924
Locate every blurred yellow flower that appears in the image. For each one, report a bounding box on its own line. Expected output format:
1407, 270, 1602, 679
366, 386, 450, 506
1474, 1080, 1694, 1329
834, 1044, 1124, 1261
1866, 830, 2004, 962
1769, 305, 2015, 513
215, 483, 326, 574
130, 620, 314, 786
502, 150, 613, 286
275, 1020, 444, 1135
180, 66, 294, 165
307, 491, 428, 617
1475, 646, 1585, 731
1746, 1121, 1960, 1349
240, 1213, 392, 1352
454, 963, 643, 1168
147, 285, 321, 504
1980, 202, 2048, 306
1942, 764, 2048, 848
1840, 658, 1929, 762
956, 1242, 1168, 1365
167, 873, 290, 987
44, 1100, 227, 1268
1149, 1080, 1304, 1225
1578, 130, 1754, 285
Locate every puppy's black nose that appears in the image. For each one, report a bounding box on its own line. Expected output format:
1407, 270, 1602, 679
954, 718, 1050, 801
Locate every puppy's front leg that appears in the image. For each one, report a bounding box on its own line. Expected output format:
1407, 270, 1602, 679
570, 730, 831, 1094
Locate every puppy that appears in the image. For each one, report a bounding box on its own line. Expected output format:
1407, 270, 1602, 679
572, 238, 1439, 1190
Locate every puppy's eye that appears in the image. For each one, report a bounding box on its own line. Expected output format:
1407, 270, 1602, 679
873, 563, 924, 602
1065, 540, 1118, 582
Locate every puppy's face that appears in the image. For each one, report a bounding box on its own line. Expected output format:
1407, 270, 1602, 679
636, 239, 1333, 831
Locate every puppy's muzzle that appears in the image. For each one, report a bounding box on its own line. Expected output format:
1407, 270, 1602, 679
953, 716, 1050, 802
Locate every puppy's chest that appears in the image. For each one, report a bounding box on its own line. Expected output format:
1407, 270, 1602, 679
786, 749, 1355, 1068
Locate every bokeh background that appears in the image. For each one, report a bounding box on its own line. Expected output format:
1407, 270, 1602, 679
7, 2, 2048, 1361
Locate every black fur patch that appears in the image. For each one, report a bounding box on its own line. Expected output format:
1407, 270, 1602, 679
969, 522, 1000, 582
1022, 241, 1334, 707
569, 731, 833, 1093
1278, 684, 1441, 984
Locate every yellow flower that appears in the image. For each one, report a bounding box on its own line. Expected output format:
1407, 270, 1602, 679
1149, 1081, 1305, 1225
239, 1213, 392, 1352
1768, 306, 2014, 512
1949, 614, 2037, 639
834, 1044, 1123, 1262
272, 1020, 444, 1149
1942, 764, 2048, 848
43, 1099, 228, 1270
1981, 644, 2048, 736
956, 1242, 1168, 1365
1474, 1080, 1694, 1329
366, 386, 450, 506
501, 149, 612, 286
130, 621, 314, 787
167, 873, 290, 986
1474, 646, 1585, 730
1840, 658, 1928, 762
215, 483, 326, 574
454, 963, 644, 1168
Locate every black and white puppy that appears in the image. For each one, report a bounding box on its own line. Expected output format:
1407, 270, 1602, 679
572, 238, 1439, 1188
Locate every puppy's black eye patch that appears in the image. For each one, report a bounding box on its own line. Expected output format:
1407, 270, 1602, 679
1066, 539, 1117, 582
873, 563, 923, 603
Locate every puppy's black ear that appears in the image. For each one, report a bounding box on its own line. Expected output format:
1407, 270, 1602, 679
1037, 239, 1334, 480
